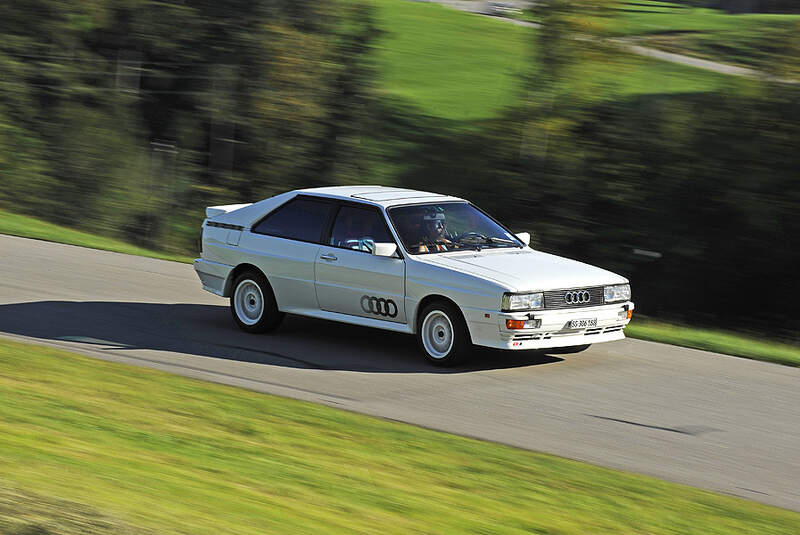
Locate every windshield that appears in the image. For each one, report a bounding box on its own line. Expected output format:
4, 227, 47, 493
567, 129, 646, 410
388, 202, 523, 255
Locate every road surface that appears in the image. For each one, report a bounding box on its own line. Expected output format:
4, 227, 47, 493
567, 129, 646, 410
1, 234, 798, 510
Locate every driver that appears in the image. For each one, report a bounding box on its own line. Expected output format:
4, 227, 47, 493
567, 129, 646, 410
416, 207, 452, 253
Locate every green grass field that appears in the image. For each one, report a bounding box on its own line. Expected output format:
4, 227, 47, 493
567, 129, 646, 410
369, 0, 531, 120
1, 338, 799, 534
368, 0, 739, 121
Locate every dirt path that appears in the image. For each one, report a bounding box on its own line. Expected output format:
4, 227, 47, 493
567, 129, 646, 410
613, 39, 795, 82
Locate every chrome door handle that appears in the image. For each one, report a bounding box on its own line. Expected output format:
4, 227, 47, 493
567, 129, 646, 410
320, 253, 338, 261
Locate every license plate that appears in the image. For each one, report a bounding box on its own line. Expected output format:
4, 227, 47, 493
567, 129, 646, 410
570, 318, 597, 329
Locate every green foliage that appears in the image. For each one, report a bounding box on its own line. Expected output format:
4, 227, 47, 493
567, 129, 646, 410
531, 0, 618, 85
2, 339, 800, 534
0, 0, 380, 248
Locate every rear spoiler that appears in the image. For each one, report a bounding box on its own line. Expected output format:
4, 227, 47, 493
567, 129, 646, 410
205, 203, 253, 218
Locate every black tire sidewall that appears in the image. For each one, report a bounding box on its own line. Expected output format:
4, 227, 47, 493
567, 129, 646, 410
230, 271, 283, 333
417, 301, 470, 366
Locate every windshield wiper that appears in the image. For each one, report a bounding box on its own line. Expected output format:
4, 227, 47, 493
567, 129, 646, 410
456, 233, 522, 249
484, 236, 520, 247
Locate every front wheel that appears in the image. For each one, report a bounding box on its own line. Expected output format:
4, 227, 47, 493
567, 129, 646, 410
230, 270, 284, 333
417, 301, 471, 366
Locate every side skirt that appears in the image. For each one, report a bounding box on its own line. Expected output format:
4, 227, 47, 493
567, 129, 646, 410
285, 308, 414, 335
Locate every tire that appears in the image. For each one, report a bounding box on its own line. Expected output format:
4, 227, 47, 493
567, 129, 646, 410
547, 344, 591, 355
416, 300, 471, 366
230, 270, 284, 333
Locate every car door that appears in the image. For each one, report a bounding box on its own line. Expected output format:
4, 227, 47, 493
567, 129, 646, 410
315, 203, 406, 324
244, 196, 334, 313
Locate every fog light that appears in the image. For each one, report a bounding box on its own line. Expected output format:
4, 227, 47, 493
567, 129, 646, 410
525, 318, 542, 329
506, 319, 526, 329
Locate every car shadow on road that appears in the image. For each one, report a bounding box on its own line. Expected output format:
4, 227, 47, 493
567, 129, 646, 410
0, 301, 563, 373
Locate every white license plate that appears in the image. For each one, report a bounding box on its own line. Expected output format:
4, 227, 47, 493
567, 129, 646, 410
570, 318, 597, 329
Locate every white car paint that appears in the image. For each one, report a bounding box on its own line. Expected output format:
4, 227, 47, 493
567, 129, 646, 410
420, 248, 626, 292
194, 186, 634, 351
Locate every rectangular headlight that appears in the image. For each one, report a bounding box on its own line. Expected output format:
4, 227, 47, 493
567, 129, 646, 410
604, 284, 631, 303
501, 292, 543, 311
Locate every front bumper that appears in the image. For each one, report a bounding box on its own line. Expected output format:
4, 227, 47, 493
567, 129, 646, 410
466, 301, 634, 351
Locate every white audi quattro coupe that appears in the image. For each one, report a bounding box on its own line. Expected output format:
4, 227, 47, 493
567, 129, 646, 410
194, 186, 634, 365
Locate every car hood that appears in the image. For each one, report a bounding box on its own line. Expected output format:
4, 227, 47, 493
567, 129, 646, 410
420, 248, 627, 291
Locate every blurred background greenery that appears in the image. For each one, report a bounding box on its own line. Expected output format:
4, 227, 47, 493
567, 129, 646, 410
0, 0, 797, 339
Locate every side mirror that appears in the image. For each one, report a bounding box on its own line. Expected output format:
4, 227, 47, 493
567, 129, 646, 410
515, 232, 531, 247
372, 242, 398, 257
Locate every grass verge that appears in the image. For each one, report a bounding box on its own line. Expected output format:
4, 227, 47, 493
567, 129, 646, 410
626, 317, 800, 367
1, 338, 799, 534
0, 209, 192, 264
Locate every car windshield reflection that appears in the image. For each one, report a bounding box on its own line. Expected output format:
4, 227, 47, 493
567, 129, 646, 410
388, 202, 523, 255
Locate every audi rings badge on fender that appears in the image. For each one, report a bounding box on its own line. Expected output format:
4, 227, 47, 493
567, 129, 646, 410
360, 295, 398, 318
564, 290, 591, 305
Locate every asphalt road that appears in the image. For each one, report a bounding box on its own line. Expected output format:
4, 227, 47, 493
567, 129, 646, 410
1, 234, 799, 511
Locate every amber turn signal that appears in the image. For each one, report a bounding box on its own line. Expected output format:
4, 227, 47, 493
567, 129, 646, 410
506, 319, 526, 329
627, 310, 633, 319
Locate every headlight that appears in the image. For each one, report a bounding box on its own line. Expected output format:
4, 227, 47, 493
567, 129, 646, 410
501, 292, 543, 311
604, 284, 631, 303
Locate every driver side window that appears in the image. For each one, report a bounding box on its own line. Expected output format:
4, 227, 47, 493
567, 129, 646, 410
329, 205, 394, 253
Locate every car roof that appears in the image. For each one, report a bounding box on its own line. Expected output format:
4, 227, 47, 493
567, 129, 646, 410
297, 185, 464, 208
207, 186, 467, 228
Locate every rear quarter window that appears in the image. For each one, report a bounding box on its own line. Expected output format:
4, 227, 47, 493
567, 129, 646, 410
252, 198, 332, 243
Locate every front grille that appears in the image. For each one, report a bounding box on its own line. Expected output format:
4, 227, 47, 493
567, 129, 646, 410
543, 286, 604, 310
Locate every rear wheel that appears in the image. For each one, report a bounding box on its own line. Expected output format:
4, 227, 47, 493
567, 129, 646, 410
230, 270, 284, 333
417, 301, 470, 366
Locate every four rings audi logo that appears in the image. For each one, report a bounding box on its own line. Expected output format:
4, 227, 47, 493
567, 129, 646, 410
564, 290, 591, 304
361, 295, 398, 318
